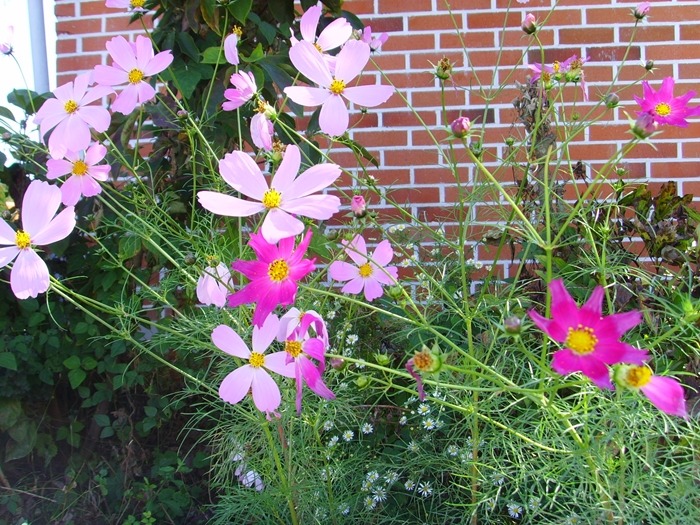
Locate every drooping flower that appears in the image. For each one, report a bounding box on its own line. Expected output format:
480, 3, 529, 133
0, 25, 13, 55
279, 312, 335, 413
93, 35, 173, 115
105, 0, 149, 12
46, 143, 111, 205
222, 71, 257, 111
33, 73, 113, 159
634, 77, 700, 127
213, 314, 295, 413
284, 40, 394, 136
196, 261, 233, 307
198, 145, 341, 243
0, 180, 76, 299
360, 26, 388, 51
291, 1, 353, 55
615, 365, 687, 418
227, 230, 316, 327
328, 234, 398, 301
251, 100, 276, 150
224, 26, 242, 66
528, 279, 649, 389
279, 307, 329, 347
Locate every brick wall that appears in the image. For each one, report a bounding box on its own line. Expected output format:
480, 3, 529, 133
54, 0, 700, 271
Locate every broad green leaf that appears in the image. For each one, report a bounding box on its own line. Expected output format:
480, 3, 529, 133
0, 399, 22, 429
94, 414, 111, 427
0, 351, 17, 371
118, 234, 142, 261
63, 354, 81, 370
228, 0, 253, 25
200, 0, 221, 34
176, 32, 201, 61
0, 105, 15, 121
68, 368, 87, 389
241, 43, 264, 63
201, 46, 224, 65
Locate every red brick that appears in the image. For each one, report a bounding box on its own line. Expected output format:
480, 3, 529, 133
57, 18, 102, 35
378, 0, 432, 13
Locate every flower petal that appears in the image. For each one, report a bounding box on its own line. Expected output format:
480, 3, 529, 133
271, 144, 301, 195
284, 162, 341, 201
343, 84, 394, 108
252, 313, 280, 353
31, 206, 76, 246
289, 40, 333, 87
21, 180, 62, 237
319, 95, 348, 136
219, 151, 268, 199
264, 350, 296, 378
11, 248, 50, 299
641, 375, 687, 418
219, 366, 253, 405
250, 368, 282, 412
334, 40, 370, 83
197, 191, 265, 217
212, 324, 251, 359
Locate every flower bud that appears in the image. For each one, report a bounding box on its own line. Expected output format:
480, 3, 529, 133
450, 116, 471, 138
374, 353, 390, 366
351, 195, 367, 218
633, 2, 650, 20
632, 111, 656, 139
330, 357, 345, 370
521, 13, 537, 35
504, 315, 522, 334
644, 59, 654, 71
435, 56, 453, 80
355, 375, 369, 388
604, 93, 620, 108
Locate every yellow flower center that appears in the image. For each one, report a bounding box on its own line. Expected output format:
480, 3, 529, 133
655, 102, 672, 117
541, 72, 551, 85
570, 58, 583, 71
268, 259, 290, 282
313, 43, 323, 53
72, 159, 89, 176
262, 188, 282, 209
412, 350, 434, 372
249, 352, 265, 368
329, 78, 345, 95
15, 230, 31, 249
130, 0, 146, 7
285, 340, 303, 358
128, 68, 145, 84
64, 99, 79, 114
358, 262, 373, 278
623, 365, 652, 388
552, 61, 560, 73
232, 25, 243, 37
565, 325, 598, 355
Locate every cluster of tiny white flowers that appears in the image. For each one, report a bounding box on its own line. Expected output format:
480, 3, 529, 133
322, 420, 334, 431
446, 444, 459, 457
326, 310, 337, 320
346, 333, 359, 345
399, 415, 408, 425
387, 224, 407, 234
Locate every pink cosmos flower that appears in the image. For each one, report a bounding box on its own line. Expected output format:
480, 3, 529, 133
328, 234, 398, 302
251, 105, 275, 151
279, 312, 335, 414
0, 25, 13, 55
34, 73, 113, 159
93, 35, 173, 115
633, 2, 651, 20
360, 26, 388, 52
284, 40, 394, 136
196, 261, 233, 307
0, 180, 76, 299
198, 145, 341, 243
291, 2, 353, 54
213, 314, 295, 414
105, 0, 148, 12
224, 30, 241, 66
528, 279, 649, 389
279, 307, 329, 348
222, 71, 257, 111
615, 365, 687, 418
227, 230, 316, 327
46, 143, 110, 206
634, 77, 700, 128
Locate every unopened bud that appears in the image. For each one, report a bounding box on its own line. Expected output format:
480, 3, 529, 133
604, 93, 620, 108
450, 116, 471, 138
374, 353, 390, 366
330, 357, 345, 370
355, 375, 369, 388
387, 285, 404, 300
351, 195, 367, 218
435, 56, 453, 80
504, 315, 522, 334
633, 2, 650, 20
521, 13, 537, 35
633, 111, 656, 139
644, 60, 654, 71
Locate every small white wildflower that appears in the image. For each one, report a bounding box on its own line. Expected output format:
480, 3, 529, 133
320, 467, 330, 481
372, 487, 387, 502
323, 420, 333, 431
474, 261, 483, 270
327, 436, 339, 447
492, 473, 505, 486
406, 396, 418, 405
507, 502, 523, 519
346, 333, 359, 345
422, 418, 436, 430
404, 479, 416, 491
446, 444, 459, 457
400, 258, 411, 268
314, 508, 328, 520
466, 258, 475, 266
384, 471, 399, 484
416, 404, 430, 415
354, 361, 366, 369
342, 430, 354, 442
338, 504, 350, 516
407, 441, 420, 453
399, 416, 408, 425
435, 419, 445, 429
528, 496, 540, 511
564, 516, 581, 525
459, 450, 473, 463
364, 496, 377, 510
366, 471, 380, 483
361, 479, 372, 492
326, 310, 337, 320
485, 498, 497, 511
361, 423, 374, 434
417, 482, 432, 497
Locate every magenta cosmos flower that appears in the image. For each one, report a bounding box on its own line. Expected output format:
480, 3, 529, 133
198, 145, 341, 243
279, 307, 329, 348
328, 234, 398, 301
228, 230, 316, 327
284, 40, 394, 136
615, 365, 687, 418
93, 35, 173, 115
634, 77, 700, 128
222, 71, 257, 111
196, 261, 233, 308
105, 0, 148, 12
278, 313, 335, 414
0, 181, 76, 299
213, 314, 295, 414
528, 279, 649, 389
34, 73, 113, 159
46, 143, 110, 206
